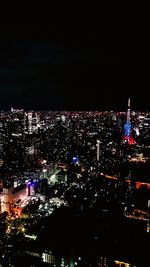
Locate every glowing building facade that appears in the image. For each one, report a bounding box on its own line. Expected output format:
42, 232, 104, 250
0, 184, 27, 214
28, 112, 33, 134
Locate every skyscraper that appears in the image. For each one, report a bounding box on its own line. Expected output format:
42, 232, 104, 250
96, 140, 100, 161
27, 112, 33, 134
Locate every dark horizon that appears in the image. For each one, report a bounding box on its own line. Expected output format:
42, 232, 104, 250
0, 23, 148, 112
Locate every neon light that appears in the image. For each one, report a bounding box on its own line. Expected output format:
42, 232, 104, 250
136, 182, 141, 189
25, 234, 37, 240
72, 156, 79, 163
101, 173, 150, 189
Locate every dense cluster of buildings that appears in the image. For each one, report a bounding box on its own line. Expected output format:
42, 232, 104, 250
0, 99, 150, 266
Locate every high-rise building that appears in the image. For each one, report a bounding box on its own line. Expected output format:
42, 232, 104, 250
0, 183, 27, 213
96, 140, 100, 161
99, 257, 107, 266
27, 112, 33, 134
41, 250, 55, 265
32, 112, 39, 132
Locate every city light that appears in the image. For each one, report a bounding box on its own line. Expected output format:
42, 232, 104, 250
114, 260, 132, 266
0, 104, 149, 266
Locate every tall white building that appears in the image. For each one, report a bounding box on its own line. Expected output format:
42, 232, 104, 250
96, 140, 100, 161
28, 112, 33, 134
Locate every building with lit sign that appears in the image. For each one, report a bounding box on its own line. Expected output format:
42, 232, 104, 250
0, 184, 27, 213
42, 250, 55, 265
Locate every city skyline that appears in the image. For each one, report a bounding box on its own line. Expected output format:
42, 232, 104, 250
0, 107, 150, 266
1, 22, 150, 267
0, 92, 149, 112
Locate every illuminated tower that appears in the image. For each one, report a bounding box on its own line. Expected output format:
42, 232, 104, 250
124, 97, 131, 138
127, 97, 131, 123
96, 140, 100, 161
123, 97, 135, 145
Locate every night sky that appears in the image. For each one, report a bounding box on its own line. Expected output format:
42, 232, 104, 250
0, 23, 147, 111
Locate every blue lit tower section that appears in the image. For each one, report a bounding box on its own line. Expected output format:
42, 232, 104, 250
124, 97, 131, 138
